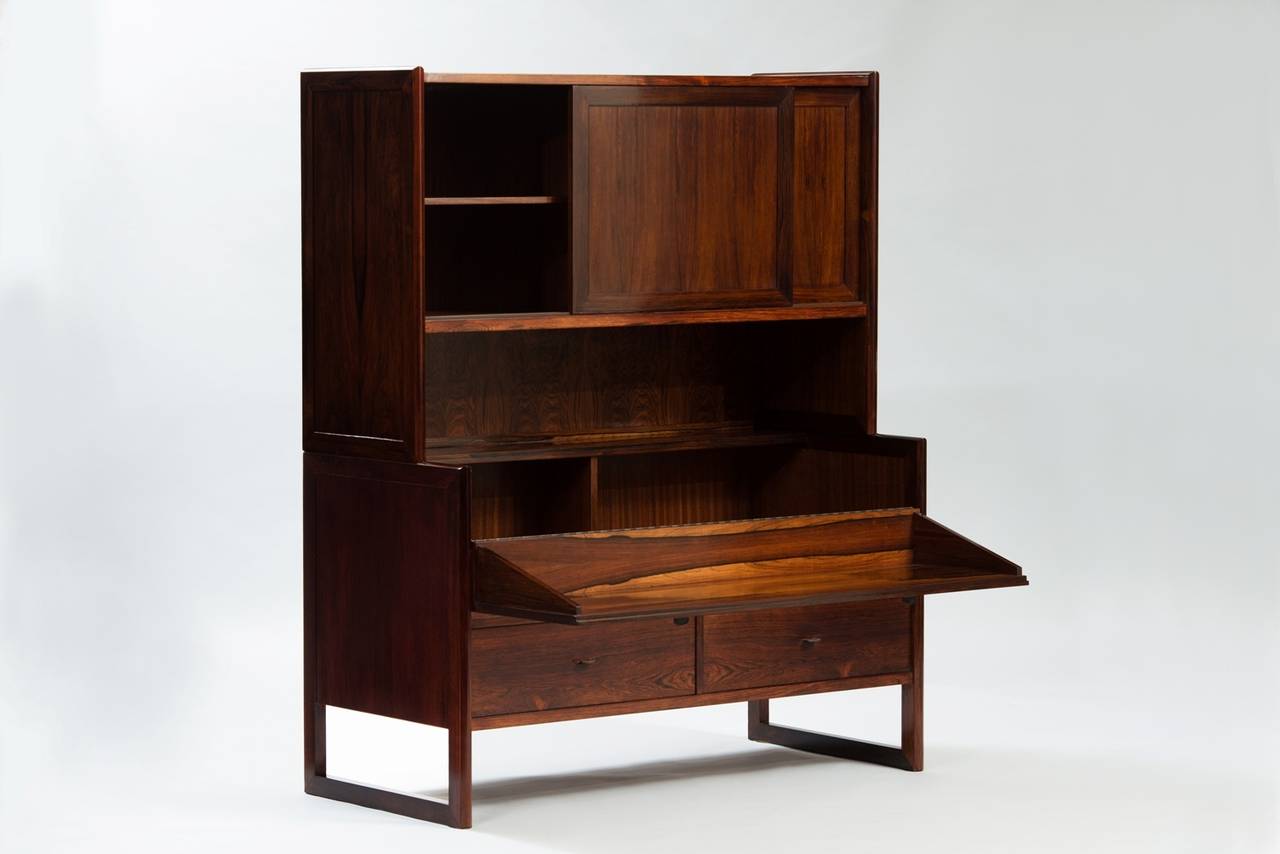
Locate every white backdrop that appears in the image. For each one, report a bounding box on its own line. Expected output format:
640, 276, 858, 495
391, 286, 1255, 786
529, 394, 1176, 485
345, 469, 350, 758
1, 1, 1277, 851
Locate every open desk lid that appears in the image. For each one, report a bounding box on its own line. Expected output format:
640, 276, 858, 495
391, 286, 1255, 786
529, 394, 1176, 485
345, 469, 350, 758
473, 508, 1026, 624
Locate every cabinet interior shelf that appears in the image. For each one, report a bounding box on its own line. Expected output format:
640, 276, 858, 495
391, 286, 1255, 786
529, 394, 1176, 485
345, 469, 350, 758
424, 303, 867, 333
474, 508, 1027, 624
423, 425, 806, 464
425, 195, 565, 206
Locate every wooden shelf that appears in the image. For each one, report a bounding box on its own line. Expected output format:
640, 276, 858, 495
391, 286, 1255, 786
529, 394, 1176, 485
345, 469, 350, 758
474, 509, 1026, 624
425, 195, 564, 206
424, 303, 867, 333
424, 426, 806, 464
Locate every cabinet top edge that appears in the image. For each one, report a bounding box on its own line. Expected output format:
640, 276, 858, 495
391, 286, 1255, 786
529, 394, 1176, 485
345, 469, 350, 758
422, 72, 873, 86
292, 70, 877, 86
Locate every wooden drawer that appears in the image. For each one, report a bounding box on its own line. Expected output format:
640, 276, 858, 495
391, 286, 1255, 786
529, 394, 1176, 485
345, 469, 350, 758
471, 618, 695, 717
701, 600, 912, 692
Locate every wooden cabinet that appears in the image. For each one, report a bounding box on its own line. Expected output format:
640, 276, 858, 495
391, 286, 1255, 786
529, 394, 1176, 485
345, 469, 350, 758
301, 68, 1026, 829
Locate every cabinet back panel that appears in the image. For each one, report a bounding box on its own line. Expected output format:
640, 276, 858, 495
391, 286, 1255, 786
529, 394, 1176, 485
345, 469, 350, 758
469, 459, 592, 539
425, 84, 569, 197
424, 321, 866, 442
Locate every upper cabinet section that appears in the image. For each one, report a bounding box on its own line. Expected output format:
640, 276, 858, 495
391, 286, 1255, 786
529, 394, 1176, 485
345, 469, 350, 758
572, 87, 794, 313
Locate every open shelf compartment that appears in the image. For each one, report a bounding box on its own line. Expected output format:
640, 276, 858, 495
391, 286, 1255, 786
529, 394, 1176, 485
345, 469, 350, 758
474, 508, 1026, 624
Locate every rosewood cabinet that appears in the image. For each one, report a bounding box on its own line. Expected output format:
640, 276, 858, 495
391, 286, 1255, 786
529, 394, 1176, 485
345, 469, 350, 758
301, 68, 1027, 829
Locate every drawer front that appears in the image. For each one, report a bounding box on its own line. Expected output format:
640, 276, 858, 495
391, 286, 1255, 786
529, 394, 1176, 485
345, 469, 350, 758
471, 618, 695, 717
701, 600, 912, 692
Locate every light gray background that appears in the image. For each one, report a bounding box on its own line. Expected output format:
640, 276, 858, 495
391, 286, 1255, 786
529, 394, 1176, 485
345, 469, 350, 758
1, 1, 1277, 851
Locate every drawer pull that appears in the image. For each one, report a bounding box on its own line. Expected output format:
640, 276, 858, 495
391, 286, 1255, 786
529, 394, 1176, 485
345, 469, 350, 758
573, 657, 598, 667
800, 636, 822, 648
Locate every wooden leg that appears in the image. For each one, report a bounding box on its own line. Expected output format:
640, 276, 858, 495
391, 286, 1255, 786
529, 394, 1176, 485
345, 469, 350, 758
746, 598, 924, 772
305, 703, 473, 828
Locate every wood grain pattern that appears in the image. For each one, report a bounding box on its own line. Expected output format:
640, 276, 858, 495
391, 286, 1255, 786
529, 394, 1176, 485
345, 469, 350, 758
425, 72, 872, 87
792, 89, 861, 302
305, 453, 468, 728
473, 509, 1025, 623
422, 302, 866, 333
574, 87, 793, 312
302, 69, 424, 460
423, 321, 863, 443
468, 458, 592, 538
473, 671, 908, 729
470, 619, 695, 716
424, 425, 804, 465
701, 600, 911, 691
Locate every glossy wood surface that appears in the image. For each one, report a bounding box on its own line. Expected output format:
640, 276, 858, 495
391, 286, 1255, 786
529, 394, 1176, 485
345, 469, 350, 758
305, 454, 468, 727
701, 599, 911, 691
303, 68, 1021, 827
424, 72, 873, 87
424, 425, 804, 464
301, 69, 424, 461
473, 671, 909, 729
422, 302, 866, 332
470, 618, 695, 716
423, 321, 866, 443
474, 509, 1025, 623
573, 87, 792, 312
792, 89, 863, 302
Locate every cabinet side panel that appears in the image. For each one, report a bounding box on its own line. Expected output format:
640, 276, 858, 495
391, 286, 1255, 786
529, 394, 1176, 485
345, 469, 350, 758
304, 454, 467, 728
302, 69, 424, 460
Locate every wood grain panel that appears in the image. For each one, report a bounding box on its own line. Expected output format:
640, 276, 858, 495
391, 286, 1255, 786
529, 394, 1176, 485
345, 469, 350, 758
574, 87, 793, 312
304, 453, 466, 728
423, 321, 863, 443
424, 325, 752, 441
792, 89, 861, 302
468, 458, 593, 539
702, 600, 911, 691
302, 69, 423, 460
471, 619, 695, 716
473, 508, 1025, 623
594, 446, 786, 529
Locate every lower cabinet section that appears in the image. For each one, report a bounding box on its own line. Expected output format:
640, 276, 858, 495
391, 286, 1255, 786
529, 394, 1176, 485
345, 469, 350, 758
471, 618, 696, 717
701, 599, 913, 692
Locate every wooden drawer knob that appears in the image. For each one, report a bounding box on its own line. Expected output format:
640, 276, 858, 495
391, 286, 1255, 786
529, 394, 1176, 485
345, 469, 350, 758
799, 636, 822, 648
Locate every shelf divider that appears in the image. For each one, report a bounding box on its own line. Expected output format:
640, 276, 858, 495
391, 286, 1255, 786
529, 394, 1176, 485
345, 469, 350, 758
424, 195, 565, 206
424, 303, 867, 333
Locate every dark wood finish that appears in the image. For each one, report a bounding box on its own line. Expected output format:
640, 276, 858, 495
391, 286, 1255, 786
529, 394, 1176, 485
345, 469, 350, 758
471, 619, 695, 716
305, 454, 468, 725
424, 84, 568, 198
302, 69, 424, 461
747, 700, 915, 771
862, 73, 880, 431
303, 453, 472, 826
424, 425, 804, 465
422, 302, 866, 333
426, 72, 873, 87
475, 671, 909, 729
792, 89, 863, 302
573, 86, 793, 313
304, 68, 1020, 827
468, 458, 592, 538
473, 509, 1025, 624
423, 321, 865, 443
701, 600, 912, 692
425, 203, 568, 315
425, 195, 564, 205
